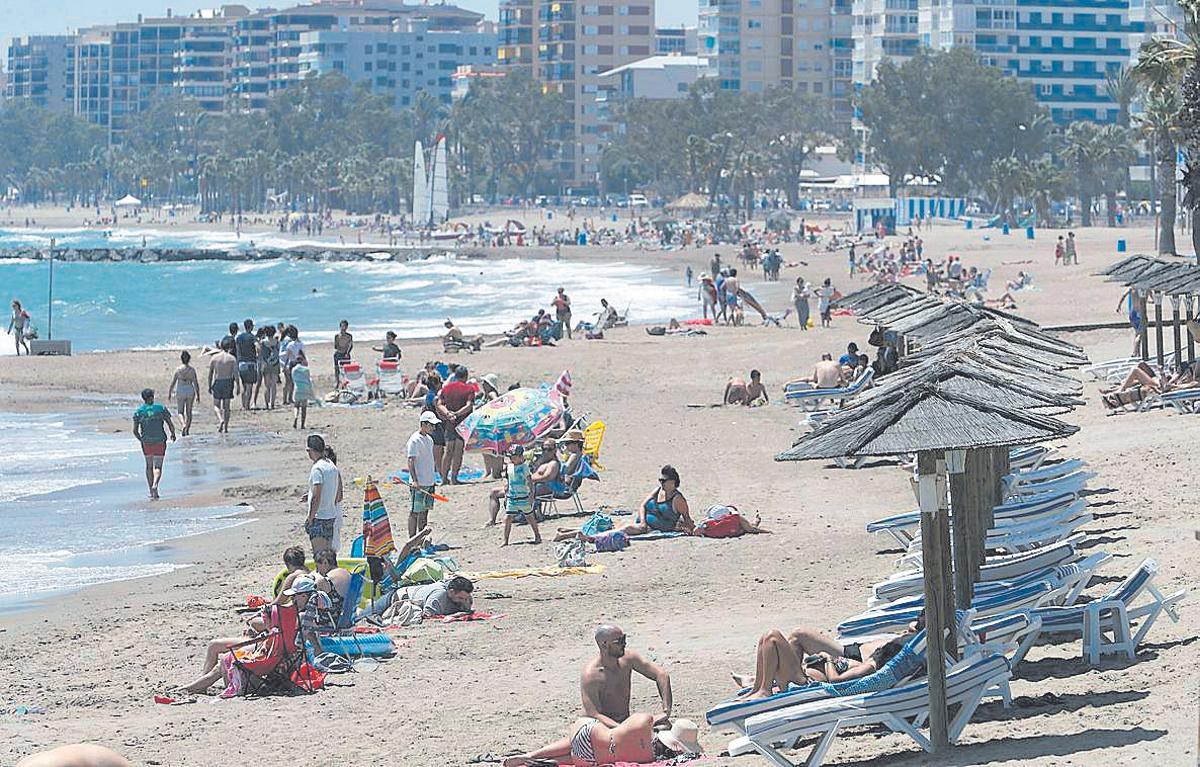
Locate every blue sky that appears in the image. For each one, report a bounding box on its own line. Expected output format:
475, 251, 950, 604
1, 0, 698, 55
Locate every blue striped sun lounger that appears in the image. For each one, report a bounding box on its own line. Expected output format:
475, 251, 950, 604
841, 581, 1055, 639
739, 654, 1011, 767
871, 535, 1083, 604
1035, 557, 1186, 666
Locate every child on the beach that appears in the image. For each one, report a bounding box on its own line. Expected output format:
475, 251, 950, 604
292, 352, 314, 429
502, 445, 541, 546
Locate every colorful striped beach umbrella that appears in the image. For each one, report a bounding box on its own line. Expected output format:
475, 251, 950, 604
361, 480, 396, 559
555, 369, 573, 398
456, 386, 564, 454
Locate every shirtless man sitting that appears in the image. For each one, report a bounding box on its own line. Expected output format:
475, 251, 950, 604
581, 624, 674, 729
784, 353, 844, 390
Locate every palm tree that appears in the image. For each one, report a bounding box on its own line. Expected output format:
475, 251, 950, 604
1021, 159, 1067, 226
1095, 124, 1138, 226
1134, 87, 1181, 253
986, 156, 1025, 224
1105, 67, 1138, 128
1134, 0, 1200, 258
1059, 121, 1103, 226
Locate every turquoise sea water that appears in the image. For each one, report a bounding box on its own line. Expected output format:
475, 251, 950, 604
0, 232, 696, 354
0, 410, 254, 612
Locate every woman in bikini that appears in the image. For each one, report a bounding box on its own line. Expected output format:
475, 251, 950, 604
619, 465, 695, 536
503, 713, 682, 767
167, 350, 201, 436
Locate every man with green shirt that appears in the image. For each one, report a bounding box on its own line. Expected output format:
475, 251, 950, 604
133, 387, 176, 500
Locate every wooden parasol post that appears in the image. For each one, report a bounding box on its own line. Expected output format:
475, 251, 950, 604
947, 449, 973, 614
1154, 291, 1166, 369
1169, 294, 1182, 371
1187, 295, 1196, 366
918, 450, 951, 751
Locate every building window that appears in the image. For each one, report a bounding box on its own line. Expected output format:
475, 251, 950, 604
747, 19, 762, 28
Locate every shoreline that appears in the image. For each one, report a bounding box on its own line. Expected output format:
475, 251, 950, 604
0, 401, 270, 627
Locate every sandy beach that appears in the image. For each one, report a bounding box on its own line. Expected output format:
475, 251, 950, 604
0, 215, 1196, 767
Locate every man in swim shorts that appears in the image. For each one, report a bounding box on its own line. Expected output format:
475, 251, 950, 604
208, 338, 239, 434
581, 624, 674, 729
234, 318, 259, 411
133, 387, 176, 500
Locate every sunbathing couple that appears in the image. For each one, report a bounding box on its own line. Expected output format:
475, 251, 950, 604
732, 613, 925, 699
504, 625, 702, 766
1102, 360, 1200, 409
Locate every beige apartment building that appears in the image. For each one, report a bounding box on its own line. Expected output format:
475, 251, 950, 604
701, 0, 832, 96
499, 0, 655, 189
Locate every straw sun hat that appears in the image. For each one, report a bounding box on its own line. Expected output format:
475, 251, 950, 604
656, 719, 703, 754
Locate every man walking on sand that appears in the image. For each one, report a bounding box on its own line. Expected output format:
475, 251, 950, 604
208, 338, 239, 433
133, 387, 176, 500
234, 318, 259, 411
581, 624, 674, 729
407, 412, 439, 537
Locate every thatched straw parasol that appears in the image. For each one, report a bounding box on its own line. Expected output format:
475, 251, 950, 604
777, 369, 1078, 752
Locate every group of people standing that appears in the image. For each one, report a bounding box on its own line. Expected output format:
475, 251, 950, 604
790, 277, 837, 330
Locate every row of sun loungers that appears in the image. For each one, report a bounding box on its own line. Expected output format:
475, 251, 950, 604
704, 446, 1185, 766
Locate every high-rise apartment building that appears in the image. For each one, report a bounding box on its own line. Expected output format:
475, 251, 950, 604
6, 2, 496, 143
921, 0, 1142, 123
702, 0, 833, 95
297, 18, 494, 107
5, 35, 72, 112
851, 0, 919, 85
497, 0, 655, 187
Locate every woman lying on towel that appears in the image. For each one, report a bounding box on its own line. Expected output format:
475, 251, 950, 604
732, 613, 925, 700
502, 713, 699, 767
618, 465, 696, 536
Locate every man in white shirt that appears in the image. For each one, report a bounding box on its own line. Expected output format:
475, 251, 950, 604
406, 412, 439, 536
305, 434, 343, 556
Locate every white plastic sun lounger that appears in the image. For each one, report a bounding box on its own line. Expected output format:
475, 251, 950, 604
1002, 458, 1087, 492
842, 581, 1056, 639
897, 504, 1092, 567
740, 654, 1010, 767
1160, 388, 1200, 414
784, 368, 874, 412
871, 535, 1084, 605
1009, 444, 1053, 471
1034, 557, 1186, 666
1006, 470, 1094, 502
868, 491, 1079, 549
375, 359, 405, 397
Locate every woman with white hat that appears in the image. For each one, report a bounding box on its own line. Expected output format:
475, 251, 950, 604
502, 713, 702, 766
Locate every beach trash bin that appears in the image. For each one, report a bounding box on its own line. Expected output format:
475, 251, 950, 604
1026, 226, 1035, 239
1117, 239, 1127, 253
965, 219, 974, 230
1002, 222, 1010, 235
611, 213, 618, 222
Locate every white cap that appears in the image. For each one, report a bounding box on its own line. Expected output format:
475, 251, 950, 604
420, 411, 440, 425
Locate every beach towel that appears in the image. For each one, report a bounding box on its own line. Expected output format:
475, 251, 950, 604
391, 465, 486, 484
630, 531, 687, 541
458, 564, 606, 580
440, 611, 505, 623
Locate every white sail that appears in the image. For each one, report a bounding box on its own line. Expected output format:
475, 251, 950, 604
431, 135, 450, 224
412, 140, 429, 225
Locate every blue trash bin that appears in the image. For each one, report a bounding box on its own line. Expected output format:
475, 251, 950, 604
1025, 226, 1035, 240
1117, 239, 1127, 253
1002, 223, 1010, 235
965, 219, 974, 230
